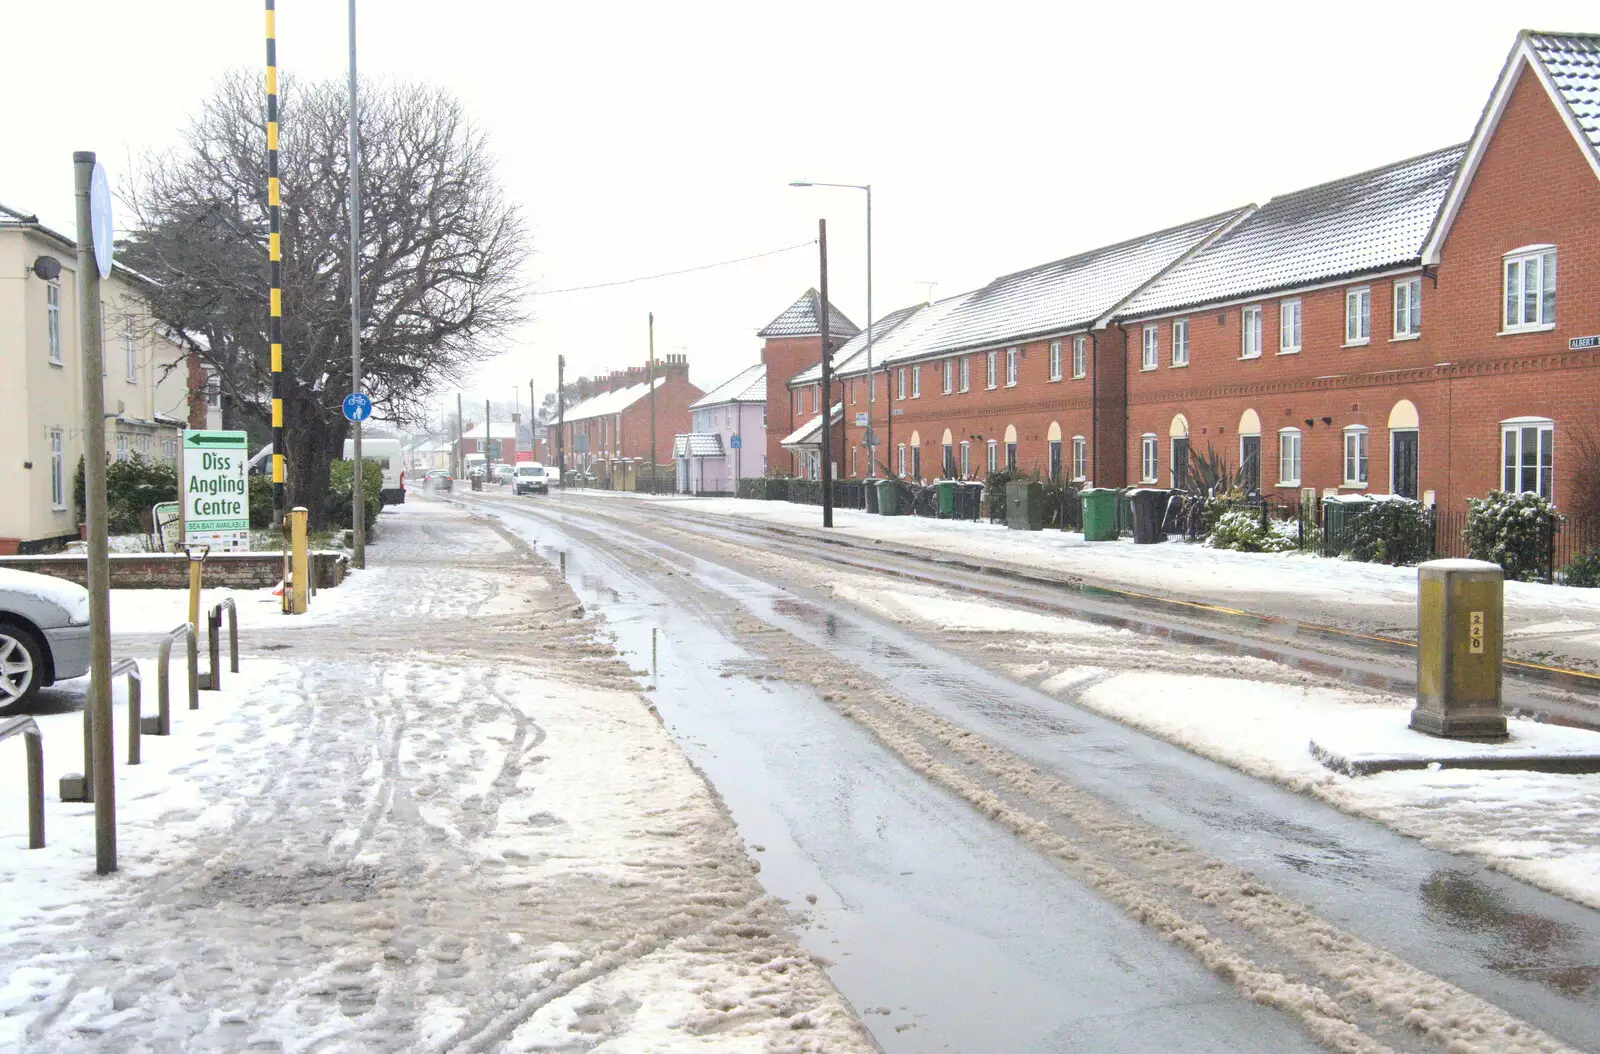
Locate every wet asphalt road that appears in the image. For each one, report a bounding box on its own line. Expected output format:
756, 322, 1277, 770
462, 490, 1600, 1052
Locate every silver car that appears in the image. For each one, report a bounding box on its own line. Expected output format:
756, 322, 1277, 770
0, 568, 91, 707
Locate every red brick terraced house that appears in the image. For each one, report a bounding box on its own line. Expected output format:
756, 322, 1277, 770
556, 354, 703, 482
1116, 30, 1600, 514
766, 29, 1600, 527
758, 289, 859, 476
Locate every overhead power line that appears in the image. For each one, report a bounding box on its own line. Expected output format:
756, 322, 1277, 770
533, 240, 817, 295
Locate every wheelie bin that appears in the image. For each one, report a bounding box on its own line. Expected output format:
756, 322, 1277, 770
864, 478, 880, 514
1080, 488, 1118, 541
1128, 488, 1171, 544
936, 480, 957, 519
877, 478, 902, 517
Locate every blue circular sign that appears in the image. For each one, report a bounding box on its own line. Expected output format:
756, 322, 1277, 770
90, 163, 114, 279
729, 433, 742, 450
342, 393, 373, 422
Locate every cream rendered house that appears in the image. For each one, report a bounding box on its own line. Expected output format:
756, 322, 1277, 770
1, 204, 210, 552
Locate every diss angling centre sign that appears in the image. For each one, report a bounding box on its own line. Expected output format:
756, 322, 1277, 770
182, 430, 251, 551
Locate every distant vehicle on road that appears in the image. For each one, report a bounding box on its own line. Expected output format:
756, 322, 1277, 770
492, 463, 517, 485
542, 466, 562, 488
0, 568, 91, 707
343, 437, 406, 505
424, 469, 453, 493
514, 463, 548, 495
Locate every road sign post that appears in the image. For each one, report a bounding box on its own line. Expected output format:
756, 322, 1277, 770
181, 431, 251, 553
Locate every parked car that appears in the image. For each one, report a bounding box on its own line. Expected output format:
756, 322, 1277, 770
514, 463, 549, 495
492, 463, 517, 485
0, 569, 91, 708
425, 469, 453, 492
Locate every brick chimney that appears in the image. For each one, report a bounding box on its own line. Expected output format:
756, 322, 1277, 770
659, 353, 689, 382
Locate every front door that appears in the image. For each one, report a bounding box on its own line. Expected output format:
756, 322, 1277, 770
1240, 435, 1261, 493
1392, 429, 1419, 499
1170, 436, 1190, 489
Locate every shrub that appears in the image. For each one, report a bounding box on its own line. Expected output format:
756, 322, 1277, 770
1563, 552, 1600, 588
328, 458, 383, 531
248, 474, 275, 528
1345, 498, 1434, 566
1464, 490, 1561, 582
75, 454, 181, 534
1208, 508, 1297, 553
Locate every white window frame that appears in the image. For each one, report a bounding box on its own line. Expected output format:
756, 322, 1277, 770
986, 350, 998, 390
206, 371, 221, 409
1279, 299, 1302, 354
47, 283, 62, 364
116, 434, 129, 462
1502, 247, 1556, 332
1501, 417, 1555, 497
942, 359, 953, 395
1140, 434, 1158, 483
1241, 305, 1263, 359
1277, 428, 1302, 487
1343, 425, 1369, 486
1048, 439, 1062, 479
1171, 319, 1189, 366
911, 364, 921, 398
897, 368, 907, 400
1004, 347, 1018, 387
1071, 436, 1087, 482
959, 441, 971, 477
1141, 325, 1158, 370
1393, 277, 1421, 339
986, 439, 998, 474
1344, 287, 1371, 346
959, 356, 970, 393
124, 327, 138, 382
1071, 336, 1087, 379
1048, 341, 1062, 381
897, 443, 907, 476
50, 428, 65, 509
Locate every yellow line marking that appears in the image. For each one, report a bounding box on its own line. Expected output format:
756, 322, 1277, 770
270, 288, 282, 316
270, 343, 282, 371
268, 177, 280, 207
267, 121, 278, 151
271, 398, 283, 427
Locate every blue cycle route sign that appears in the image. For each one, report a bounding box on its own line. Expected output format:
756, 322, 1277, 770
730, 433, 742, 450
342, 392, 373, 422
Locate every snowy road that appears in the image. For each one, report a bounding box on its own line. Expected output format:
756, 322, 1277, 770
460, 487, 1600, 1054
0, 501, 873, 1052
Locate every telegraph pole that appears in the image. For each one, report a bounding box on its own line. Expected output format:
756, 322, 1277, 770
528, 378, 536, 460
347, 0, 365, 569
485, 399, 493, 473
455, 393, 464, 480
556, 355, 566, 487
74, 152, 115, 873
647, 314, 657, 495
818, 219, 834, 529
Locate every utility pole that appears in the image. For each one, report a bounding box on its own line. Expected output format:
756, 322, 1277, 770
74, 152, 115, 874
347, 0, 365, 569
818, 219, 834, 529
265, 0, 288, 602
529, 378, 536, 460
455, 393, 464, 480
556, 355, 565, 487
485, 399, 493, 472
647, 313, 657, 495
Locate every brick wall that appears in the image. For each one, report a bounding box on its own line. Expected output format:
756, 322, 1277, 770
0, 551, 349, 590
762, 335, 826, 472
618, 372, 703, 463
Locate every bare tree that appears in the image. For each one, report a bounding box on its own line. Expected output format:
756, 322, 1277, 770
122, 71, 529, 525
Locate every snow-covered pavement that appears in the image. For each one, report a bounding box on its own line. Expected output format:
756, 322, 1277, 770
0, 500, 873, 1052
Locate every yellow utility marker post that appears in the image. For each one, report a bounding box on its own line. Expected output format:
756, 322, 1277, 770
1410, 559, 1507, 739
288, 508, 310, 614
182, 544, 210, 632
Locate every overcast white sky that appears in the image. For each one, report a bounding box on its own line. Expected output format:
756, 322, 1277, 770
3, 1, 1593, 422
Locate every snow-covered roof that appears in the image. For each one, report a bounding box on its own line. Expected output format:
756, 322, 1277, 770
562, 377, 664, 423
780, 403, 843, 448
691, 363, 766, 408
757, 289, 860, 340
1119, 145, 1463, 319
790, 302, 932, 385
1528, 31, 1600, 163
922, 209, 1244, 353
459, 421, 518, 441
0, 202, 161, 290
672, 433, 725, 458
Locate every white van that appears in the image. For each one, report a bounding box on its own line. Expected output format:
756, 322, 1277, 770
514, 463, 548, 495
343, 437, 406, 505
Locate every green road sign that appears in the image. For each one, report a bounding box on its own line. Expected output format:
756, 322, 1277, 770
182, 429, 251, 547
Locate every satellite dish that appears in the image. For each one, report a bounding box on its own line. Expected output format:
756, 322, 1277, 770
31, 255, 61, 281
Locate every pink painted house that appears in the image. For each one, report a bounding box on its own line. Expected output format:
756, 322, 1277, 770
674, 363, 767, 494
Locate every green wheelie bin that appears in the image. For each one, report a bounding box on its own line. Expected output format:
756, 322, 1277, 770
1080, 487, 1118, 541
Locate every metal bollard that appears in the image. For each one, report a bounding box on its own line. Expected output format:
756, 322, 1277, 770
62, 657, 141, 796
1410, 559, 1506, 739
0, 716, 45, 848
143, 623, 198, 737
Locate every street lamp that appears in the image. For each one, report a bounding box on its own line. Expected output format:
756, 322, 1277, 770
790, 180, 873, 475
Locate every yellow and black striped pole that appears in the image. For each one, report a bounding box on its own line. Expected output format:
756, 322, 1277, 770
266, 0, 287, 607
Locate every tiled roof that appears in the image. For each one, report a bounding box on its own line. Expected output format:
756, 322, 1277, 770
691, 363, 766, 408
789, 302, 934, 385
779, 403, 842, 447
672, 433, 725, 458
918, 210, 1244, 355
1527, 32, 1600, 162
757, 288, 860, 339
562, 378, 664, 423
1119, 145, 1464, 319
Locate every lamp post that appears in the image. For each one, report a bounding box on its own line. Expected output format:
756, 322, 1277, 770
790, 180, 872, 475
